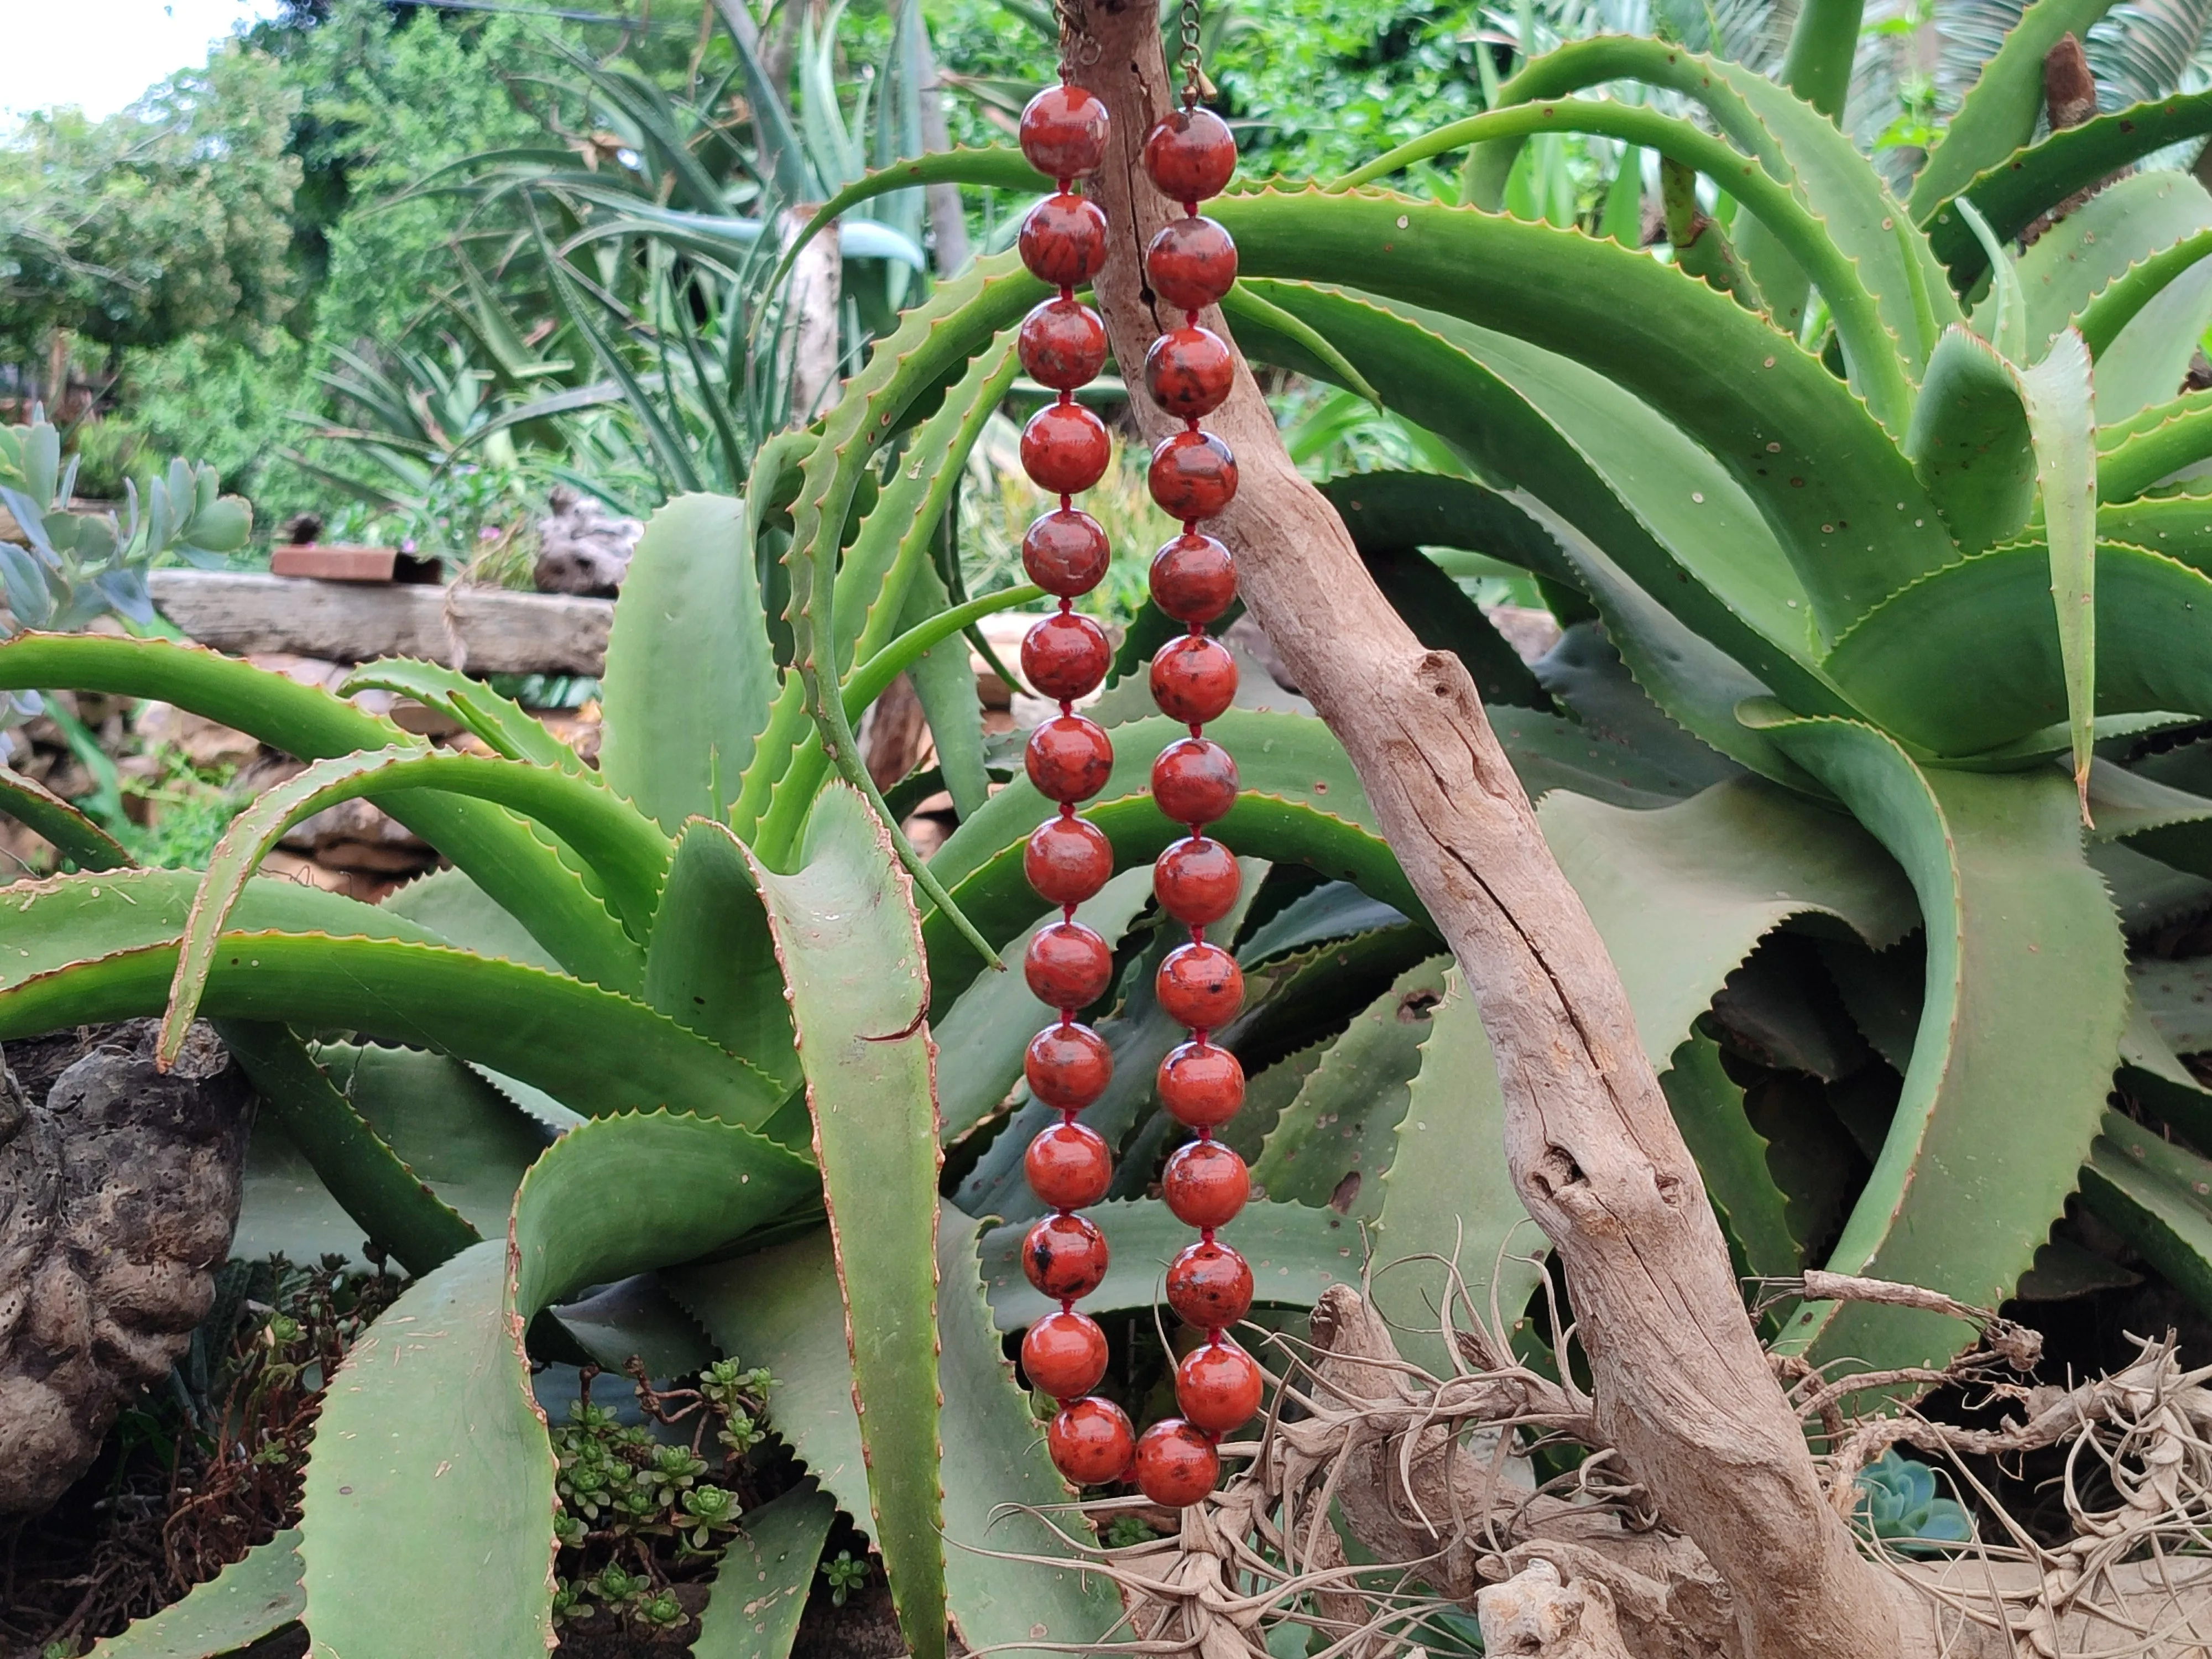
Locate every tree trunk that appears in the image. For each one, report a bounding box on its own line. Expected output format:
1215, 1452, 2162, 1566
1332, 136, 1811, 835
1066, 7, 1910, 1654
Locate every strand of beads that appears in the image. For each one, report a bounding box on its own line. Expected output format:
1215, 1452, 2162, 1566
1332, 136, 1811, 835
1010, 79, 1138, 1494
1128, 100, 1263, 1512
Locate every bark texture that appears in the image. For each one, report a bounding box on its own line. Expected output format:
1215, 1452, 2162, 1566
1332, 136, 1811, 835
0, 1020, 252, 1518
1066, 9, 1908, 1655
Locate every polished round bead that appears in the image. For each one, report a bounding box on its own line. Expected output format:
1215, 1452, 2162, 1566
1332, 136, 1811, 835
1145, 215, 1238, 310
1144, 326, 1234, 420
1142, 106, 1237, 202
1133, 1417, 1219, 1507
1155, 834, 1240, 926
1026, 1020, 1113, 1110
1020, 298, 1110, 391
1024, 401, 1112, 495
1163, 1138, 1250, 1229
1149, 429, 1238, 520
1022, 1309, 1110, 1400
1023, 1209, 1110, 1300
1028, 714, 1115, 802
1158, 1039, 1244, 1128
1020, 192, 1110, 286
1155, 940, 1243, 1030
1020, 84, 1111, 179
1025, 813, 1113, 905
1149, 533, 1237, 623
1150, 633, 1238, 724
1023, 611, 1112, 702
1152, 738, 1239, 826
1025, 1119, 1115, 1209
1175, 1337, 1264, 1433
1025, 920, 1115, 1009
1165, 1238, 1254, 1326
1023, 509, 1112, 598
1048, 1395, 1134, 1486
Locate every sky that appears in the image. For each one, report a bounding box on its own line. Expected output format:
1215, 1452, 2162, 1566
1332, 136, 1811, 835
0, 0, 289, 127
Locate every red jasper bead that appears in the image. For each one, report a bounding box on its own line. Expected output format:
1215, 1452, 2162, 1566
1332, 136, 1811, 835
1144, 326, 1234, 420
1026, 1119, 1115, 1209
1020, 84, 1110, 179
1024, 509, 1112, 598
1026, 1020, 1113, 1110
1176, 1337, 1264, 1433
1022, 1309, 1110, 1399
1155, 834, 1240, 926
1048, 1396, 1134, 1486
1026, 920, 1114, 1009
1159, 1039, 1244, 1128
1024, 400, 1112, 495
1152, 738, 1239, 826
1143, 106, 1237, 202
1145, 216, 1238, 310
1025, 813, 1113, 904
1023, 1209, 1110, 1300
1150, 429, 1238, 520
1150, 533, 1237, 623
1156, 940, 1243, 1029
1165, 1238, 1254, 1326
1020, 192, 1109, 287
1022, 611, 1112, 702
1133, 1418, 1219, 1507
1019, 298, 1109, 391
1163, 1138, 1250, 1229
1027, 714, 1115, 802
1150, 633, 1238, 724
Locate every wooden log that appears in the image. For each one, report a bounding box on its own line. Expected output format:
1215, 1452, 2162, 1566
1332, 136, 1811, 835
145, 572, 613, 675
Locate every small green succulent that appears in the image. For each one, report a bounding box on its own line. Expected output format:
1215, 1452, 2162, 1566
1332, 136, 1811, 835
1853, 1450, 1973, 1553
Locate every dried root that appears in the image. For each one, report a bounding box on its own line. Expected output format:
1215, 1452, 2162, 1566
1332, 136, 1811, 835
975, 1264, 2212, 1658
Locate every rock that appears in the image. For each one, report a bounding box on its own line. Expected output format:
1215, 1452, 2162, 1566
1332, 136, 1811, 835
534, 488, 643, 597
0, 1020, 254, 1519
134, 702, 260, 773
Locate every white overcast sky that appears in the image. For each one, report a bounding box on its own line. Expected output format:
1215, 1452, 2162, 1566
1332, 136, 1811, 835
0, 0, 289, 127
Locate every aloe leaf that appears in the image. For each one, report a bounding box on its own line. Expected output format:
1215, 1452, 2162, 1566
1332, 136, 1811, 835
1540, 776, 1917, 1069
1819, 541, 2212, 759
2075, 228, 2212, 361
2093, 252, 2212, 425
2100, 393, 2212, 501
2079, 1137, 2212, 1317
2130, 956, 2212, 1056
1367, 968, 1541, 1375
382, 867, 561, 969
224, 1029, 483, 1275
671, 1219, 1120, 1658
2016, 332, 2099, 811
300, 1112, 817, 1658
1338, 531, 1550, 711
741, 784, 945, 1659
898, 568, 993, 818
1907, 0, 2125, 219
0, 633, 643, 990
86, 1530, 302, 1659
1775, 0, 1861, 120
0, 766, 129, 869
1752, 714, 2127, 1371
644, 816, 800, 1094
1927, 92, 2212, 285
160, 748, 675, 1063
1987, 173, 2212, 358
765, 147, 1038, 296
1661, 1032, 1799, 1280
597, 493, 778, 833
0, 867, 445, 986
692, 1481, 837, 1659
1216, 195, 1951, 645
1253, 958, 1452, 1223
1903, 327, 2037, 552
975, 1196, 1363, 1332
0, 934, 786, 1128
337, 660, 571, 768
933, 866, 1154, 1143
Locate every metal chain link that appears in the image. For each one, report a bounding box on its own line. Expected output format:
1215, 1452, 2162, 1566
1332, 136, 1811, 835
1054, 0, 1099, 77
1177, 0, 1204, 104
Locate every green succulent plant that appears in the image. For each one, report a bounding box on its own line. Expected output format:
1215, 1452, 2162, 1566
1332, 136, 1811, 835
1853, 1449, 1975, 1551
38, 0, 2212, 1653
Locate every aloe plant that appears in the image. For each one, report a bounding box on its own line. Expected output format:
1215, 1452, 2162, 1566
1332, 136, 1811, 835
36, 0, 2212, 1650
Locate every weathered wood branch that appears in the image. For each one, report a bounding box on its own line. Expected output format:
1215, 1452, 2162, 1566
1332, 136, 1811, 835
1067, 10, 1907, 1655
